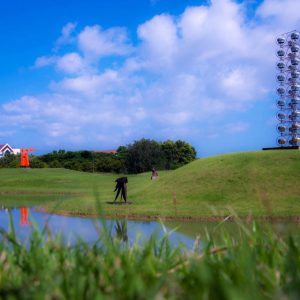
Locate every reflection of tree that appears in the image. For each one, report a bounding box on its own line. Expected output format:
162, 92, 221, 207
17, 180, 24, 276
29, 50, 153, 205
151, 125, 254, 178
114, 220, 128, 242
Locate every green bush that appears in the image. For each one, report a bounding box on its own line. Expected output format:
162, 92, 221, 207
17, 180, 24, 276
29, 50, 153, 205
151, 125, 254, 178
29, 157, 47, 168
0, 153, 19, 168
48, 160, 61, 168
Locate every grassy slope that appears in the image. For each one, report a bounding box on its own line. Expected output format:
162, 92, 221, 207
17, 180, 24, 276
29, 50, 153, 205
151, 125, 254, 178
0, 150, 299, 218
134, 150, 300, 217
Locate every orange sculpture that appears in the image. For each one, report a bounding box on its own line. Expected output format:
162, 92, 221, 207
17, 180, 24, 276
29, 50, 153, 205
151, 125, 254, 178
20, 207, 31, 226
20, 148, 36, 168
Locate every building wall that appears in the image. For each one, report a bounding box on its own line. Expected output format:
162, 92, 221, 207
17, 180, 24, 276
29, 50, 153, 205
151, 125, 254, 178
13, 148, 20, 155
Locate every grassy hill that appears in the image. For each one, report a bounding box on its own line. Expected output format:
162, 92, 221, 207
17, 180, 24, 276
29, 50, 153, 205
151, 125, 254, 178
0, 150, 299, 219
134, 150, 300, 218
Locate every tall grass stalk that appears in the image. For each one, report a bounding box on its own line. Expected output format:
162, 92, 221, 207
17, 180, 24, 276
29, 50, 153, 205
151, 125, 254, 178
0, 216, 299, 299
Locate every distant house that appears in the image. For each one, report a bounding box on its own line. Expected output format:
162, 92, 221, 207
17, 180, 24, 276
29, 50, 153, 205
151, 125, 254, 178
0, 144, 20, 158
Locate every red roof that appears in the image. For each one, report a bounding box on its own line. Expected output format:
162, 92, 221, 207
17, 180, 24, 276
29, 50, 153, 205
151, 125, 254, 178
95, 150, 117, 154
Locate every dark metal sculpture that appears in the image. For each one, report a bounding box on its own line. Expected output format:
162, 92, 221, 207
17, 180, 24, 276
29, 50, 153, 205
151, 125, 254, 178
114, 177, 128, 202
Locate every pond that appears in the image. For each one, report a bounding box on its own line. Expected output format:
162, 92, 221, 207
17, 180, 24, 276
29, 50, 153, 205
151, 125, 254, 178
0, 207, 196, 249
1, 207, 299, 249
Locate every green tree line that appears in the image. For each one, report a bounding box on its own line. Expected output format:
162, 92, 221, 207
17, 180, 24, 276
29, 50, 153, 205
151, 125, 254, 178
0, 139, 196, 174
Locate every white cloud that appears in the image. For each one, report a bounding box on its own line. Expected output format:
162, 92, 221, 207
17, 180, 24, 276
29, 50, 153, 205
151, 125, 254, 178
56, 52, 86, 74
138, 14, 178, 70
55, 22, 77, 50
179, 0, 246, 53
35, 24, 132, 72
220, 68, 261, 101
78, 25, 132, 58
2, 0, 297, 150
34, 55, 57, 68
3, 96, 40, 113
51, 70, 121, 95
257, 0, 300, 29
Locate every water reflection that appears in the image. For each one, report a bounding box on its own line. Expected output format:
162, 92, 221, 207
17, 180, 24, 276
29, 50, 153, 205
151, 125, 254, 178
0, 207, 195, 248
115, 220, 128, 242
3, 207, 298, 249
20, 207, 31, 226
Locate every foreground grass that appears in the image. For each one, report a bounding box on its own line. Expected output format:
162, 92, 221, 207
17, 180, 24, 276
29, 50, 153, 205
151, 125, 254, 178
0, 150, 299, 218
0, 217, 300, 299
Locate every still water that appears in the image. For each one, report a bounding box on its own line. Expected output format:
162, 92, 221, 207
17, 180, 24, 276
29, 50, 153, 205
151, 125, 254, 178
1, 208, 299, 249
0, 208, 196, 248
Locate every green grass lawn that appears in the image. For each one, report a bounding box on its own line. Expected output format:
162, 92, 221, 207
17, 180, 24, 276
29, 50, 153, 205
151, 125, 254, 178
0, 150, 299, 219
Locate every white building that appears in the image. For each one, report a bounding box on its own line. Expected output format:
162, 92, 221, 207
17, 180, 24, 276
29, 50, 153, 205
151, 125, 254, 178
0, 144, 20, 158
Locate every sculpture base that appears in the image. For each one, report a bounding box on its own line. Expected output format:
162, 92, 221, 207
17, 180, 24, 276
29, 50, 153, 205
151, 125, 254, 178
106, 201, 132, 205
262, 146, 300, 150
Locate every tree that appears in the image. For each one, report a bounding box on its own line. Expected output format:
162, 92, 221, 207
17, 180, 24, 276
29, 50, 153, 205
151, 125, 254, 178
162, 140, 177, 170
125, 139, 164, 173
25, 139, 196, 174
175, 140, 197, 165
0, 153, 19, 168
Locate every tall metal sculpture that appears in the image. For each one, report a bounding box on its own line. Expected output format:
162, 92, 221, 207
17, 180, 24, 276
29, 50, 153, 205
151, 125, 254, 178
20, 148, 36, 168
276, 30, 300, 147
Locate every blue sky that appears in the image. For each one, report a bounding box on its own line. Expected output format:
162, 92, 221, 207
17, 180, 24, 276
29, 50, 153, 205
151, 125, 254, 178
0, 0, 299, 157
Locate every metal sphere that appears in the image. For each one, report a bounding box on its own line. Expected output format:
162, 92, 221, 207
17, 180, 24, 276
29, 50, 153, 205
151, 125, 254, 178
291, 45, 300, 53
277, 100, 286, 107
288, 51, 295, 57
288, 53, 299, 61
277, 125, 287, 132
291, 58, 300, 65
277, 87, 285, 95
277, 74, 285, 83
291, 123, 300, 130
291, 71, 300, 78
277, 50, 285, 58
277, 62, 285, 70
288, 102, 297, 109
277, 37, 285, 46
290, 110, 300, 118
277, 112, 286, 120
289, 137, 300, 145
291, 32, 300, 41
277, 137, 287, 145
288, 64, 297, 71
291, 84, 300, 91
288, 89, 296, 96
289, 126, 298, 133
291, 96, 300, 104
